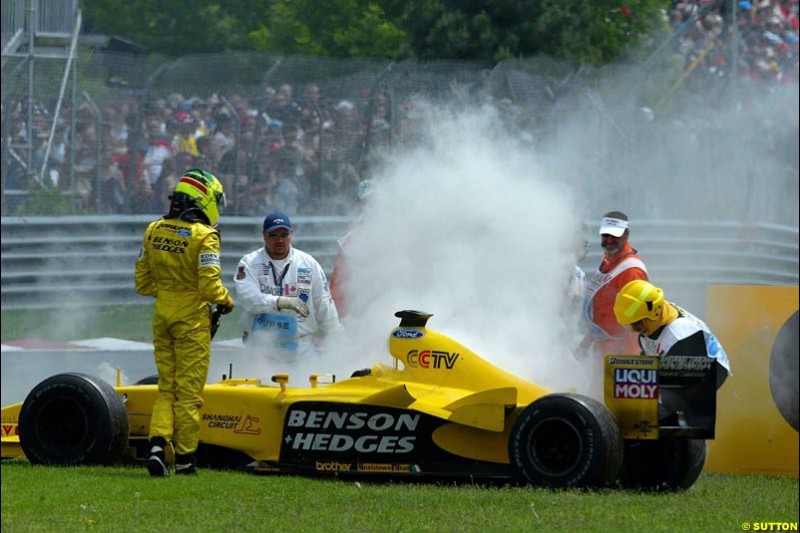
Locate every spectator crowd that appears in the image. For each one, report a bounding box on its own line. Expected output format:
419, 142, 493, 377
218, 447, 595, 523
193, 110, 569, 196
2, 0, 798, 217
672, 0, 799, 85
3, 80, 396, 216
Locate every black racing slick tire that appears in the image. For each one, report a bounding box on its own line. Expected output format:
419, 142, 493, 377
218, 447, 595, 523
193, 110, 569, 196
18, 373, 129, 466
509, 393, 623, 488
135, 375, 159, 385
618, 438, 707, 492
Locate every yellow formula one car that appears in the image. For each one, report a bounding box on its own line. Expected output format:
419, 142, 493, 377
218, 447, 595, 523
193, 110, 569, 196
1, 311, 717, 491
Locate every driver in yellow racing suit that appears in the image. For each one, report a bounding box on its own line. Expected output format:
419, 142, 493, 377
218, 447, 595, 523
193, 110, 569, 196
135, 168, 234, 476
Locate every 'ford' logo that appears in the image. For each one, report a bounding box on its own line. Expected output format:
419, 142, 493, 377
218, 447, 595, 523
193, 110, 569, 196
392, 329, 424, 339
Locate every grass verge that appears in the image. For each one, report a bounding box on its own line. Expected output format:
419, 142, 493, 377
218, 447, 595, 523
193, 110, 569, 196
1, 305, 244, 342
1, 459, 797, 532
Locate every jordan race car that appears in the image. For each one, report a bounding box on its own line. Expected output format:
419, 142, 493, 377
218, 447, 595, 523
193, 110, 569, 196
1, 311, 717, 490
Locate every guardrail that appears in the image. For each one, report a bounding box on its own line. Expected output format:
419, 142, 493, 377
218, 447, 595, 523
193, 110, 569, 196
1, 215, 352, 310
578, 220, 798, 317
1, 216, 797, 312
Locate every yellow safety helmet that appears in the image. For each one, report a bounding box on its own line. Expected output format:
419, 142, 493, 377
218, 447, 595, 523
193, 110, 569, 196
174, 168, 226, 226
614, 280, 665, 325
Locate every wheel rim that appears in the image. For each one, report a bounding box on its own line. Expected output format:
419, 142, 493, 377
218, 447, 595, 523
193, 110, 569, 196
528, 417, 583, 476
34, 396, 89, 453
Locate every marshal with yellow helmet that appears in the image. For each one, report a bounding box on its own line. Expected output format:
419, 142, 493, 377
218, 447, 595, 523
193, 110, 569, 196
1, 301, 723, 491
607, 280, 731, 490
614, 279, 669, 328
612, 279, 730, 390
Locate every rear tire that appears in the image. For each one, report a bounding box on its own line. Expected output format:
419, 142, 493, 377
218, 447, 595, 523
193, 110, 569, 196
509, 393, 623, 488
619, 438, 707, 491
19, 373, 129, 466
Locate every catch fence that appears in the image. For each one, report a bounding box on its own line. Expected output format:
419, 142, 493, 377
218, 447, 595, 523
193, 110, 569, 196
3, 49, 797, 227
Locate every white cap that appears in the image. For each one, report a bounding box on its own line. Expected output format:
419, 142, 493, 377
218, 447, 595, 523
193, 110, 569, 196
599, 217, 628, 237
335, 100, 354, 112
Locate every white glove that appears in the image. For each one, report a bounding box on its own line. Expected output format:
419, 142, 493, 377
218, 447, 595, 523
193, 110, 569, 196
277, 296, 309, 318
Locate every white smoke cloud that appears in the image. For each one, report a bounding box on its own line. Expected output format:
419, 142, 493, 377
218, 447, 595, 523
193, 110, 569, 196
97, 360, 129, 388
5, 65, 796, 406
316, 101, 593, 393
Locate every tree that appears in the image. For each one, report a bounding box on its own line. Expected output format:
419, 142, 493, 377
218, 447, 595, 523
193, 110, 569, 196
82, 0, 410, 59
82, 0, 669, 64
82, 0, 270, 55
248, 0, 411, 59
382, 0, 670, 64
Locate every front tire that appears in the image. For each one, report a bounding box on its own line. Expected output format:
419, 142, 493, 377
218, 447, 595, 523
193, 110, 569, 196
18, 373, 129, 466
509, 393, 623, 488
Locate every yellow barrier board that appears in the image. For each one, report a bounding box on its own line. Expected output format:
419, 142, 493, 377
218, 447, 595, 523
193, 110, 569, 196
705, 285, 799, 476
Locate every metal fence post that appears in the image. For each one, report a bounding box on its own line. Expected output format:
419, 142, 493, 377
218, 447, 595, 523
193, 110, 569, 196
125, 61, 169, 211
248, 57, 284, 211
358, 61, 395, 177
220, 95, 241, 212
0, 55, 30, 202
80, 90, 102, 211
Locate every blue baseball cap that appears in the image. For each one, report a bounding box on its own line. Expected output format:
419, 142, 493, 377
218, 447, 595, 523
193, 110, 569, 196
263, 211, 292, 232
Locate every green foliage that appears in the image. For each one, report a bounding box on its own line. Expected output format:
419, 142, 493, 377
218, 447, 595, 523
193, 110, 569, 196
81, 0, 669, 64
1, 304, 243, 342
81, 0, 270, 56
82, 0, 409, 59
6, 186, 90, 216
249, 0, 411, 59
384, 0, 670, 64
1, 461, 798, 532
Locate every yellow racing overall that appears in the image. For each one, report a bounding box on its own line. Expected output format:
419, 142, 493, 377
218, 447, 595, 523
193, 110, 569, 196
135, 217, 233, 455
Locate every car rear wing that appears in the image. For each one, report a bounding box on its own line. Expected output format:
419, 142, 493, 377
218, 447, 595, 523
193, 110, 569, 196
604, 355, 716, 440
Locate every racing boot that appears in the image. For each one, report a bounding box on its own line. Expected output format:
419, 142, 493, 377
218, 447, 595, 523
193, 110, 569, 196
147, 437, 170, 477
175, 453, 197, 475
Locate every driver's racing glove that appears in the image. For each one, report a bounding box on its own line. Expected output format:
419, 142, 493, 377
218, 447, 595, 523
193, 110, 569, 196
219, 295, 235, 314
277, 296, 309, 317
